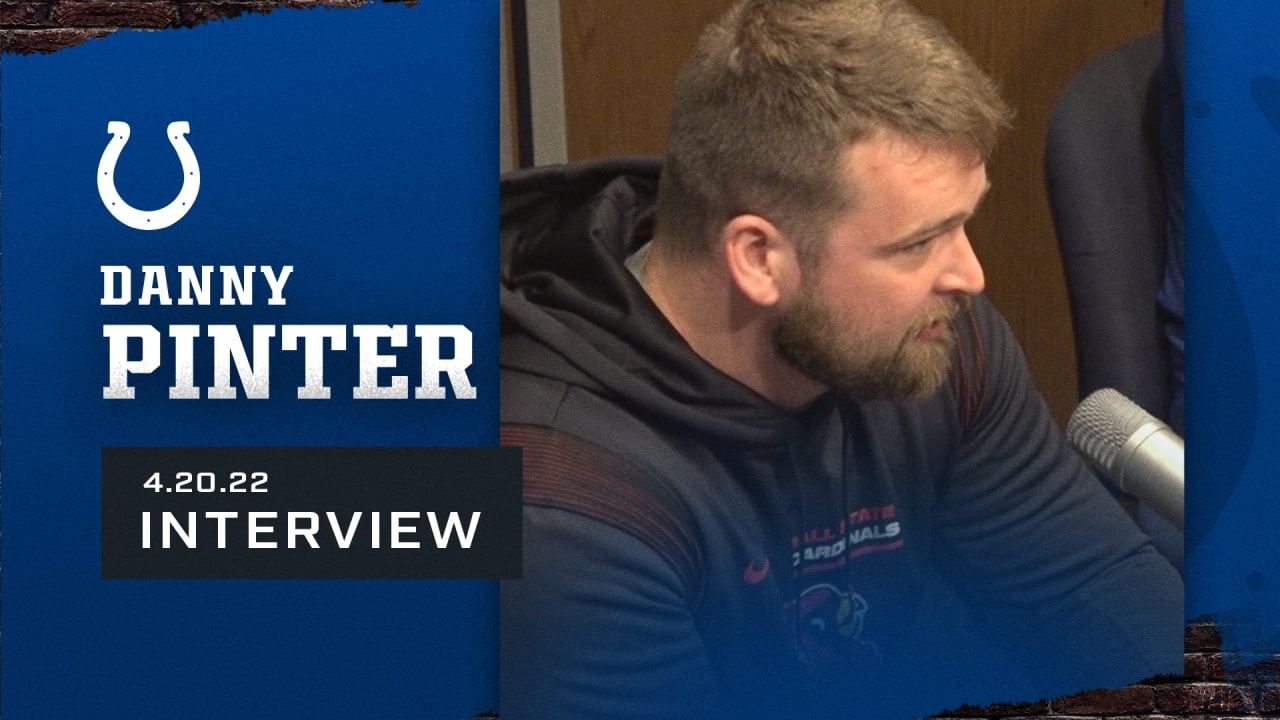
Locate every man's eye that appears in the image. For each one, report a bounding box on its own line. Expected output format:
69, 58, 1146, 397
903, 237, 934, 253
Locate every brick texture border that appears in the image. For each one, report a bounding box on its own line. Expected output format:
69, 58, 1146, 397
0, 0, 415, 54
925, 618, 1280, 720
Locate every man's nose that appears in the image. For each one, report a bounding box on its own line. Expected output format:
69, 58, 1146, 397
937, 229, 985, 295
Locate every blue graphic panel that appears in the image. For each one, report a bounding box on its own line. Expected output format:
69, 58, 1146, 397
1, 4, 501, 716
1185, 1, 1280, 659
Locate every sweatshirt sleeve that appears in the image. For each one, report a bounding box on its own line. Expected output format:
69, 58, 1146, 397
500, 505, 722, 720
935, 297, 1183, 693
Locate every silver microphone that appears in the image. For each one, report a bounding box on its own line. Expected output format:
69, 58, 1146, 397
1066, 388, 1184, 531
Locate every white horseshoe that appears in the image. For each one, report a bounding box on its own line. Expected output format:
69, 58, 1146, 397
98, 121, 200, 230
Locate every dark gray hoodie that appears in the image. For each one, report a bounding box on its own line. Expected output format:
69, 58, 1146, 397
498, 157, 1182, 720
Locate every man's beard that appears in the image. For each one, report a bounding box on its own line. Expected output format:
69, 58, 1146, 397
775, 290, 967, 401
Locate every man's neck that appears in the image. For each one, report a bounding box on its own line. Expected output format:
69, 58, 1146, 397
639, 238, 825, 408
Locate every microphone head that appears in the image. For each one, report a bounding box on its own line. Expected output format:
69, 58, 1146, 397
1066, 388, 1163, 474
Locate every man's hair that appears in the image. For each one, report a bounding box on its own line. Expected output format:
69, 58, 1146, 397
654, 0, 1013, 261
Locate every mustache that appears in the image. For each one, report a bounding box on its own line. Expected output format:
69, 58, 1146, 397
908, 294, 971, 335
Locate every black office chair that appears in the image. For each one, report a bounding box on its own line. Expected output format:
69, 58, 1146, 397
1046, 31, 1171, 420
1045, 32, 1183, 570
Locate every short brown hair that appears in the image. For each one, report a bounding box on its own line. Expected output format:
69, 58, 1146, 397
654, 0, 1013, 261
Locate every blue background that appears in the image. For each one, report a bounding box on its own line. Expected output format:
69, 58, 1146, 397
8, 0, 1280, 714
1183, 1, 1280, 660
1, 4, 501, 716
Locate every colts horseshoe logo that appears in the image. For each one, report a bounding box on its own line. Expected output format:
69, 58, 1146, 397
98, 121, 200, 230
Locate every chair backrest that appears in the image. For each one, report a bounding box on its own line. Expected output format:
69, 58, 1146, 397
1045, 32, 1171, 420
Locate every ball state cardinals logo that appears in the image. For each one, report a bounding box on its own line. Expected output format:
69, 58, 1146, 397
786, 583, 882, 670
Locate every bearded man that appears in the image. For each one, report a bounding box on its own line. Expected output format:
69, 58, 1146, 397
498, 1, 1183, 718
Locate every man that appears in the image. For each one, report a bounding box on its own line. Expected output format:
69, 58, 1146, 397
499, 1, 1183, 718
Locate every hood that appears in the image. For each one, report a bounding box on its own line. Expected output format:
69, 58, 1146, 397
501, 157, 809, 446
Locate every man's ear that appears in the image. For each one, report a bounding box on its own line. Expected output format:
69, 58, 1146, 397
721, 214, 800, 307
